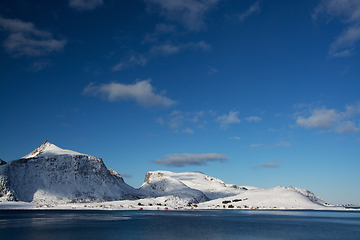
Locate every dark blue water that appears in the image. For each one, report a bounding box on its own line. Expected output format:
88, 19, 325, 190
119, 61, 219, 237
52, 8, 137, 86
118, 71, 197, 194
0, 210, 359, 240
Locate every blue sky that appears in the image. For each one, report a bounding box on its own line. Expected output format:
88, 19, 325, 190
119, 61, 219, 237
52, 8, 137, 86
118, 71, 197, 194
0, 0, 359, 205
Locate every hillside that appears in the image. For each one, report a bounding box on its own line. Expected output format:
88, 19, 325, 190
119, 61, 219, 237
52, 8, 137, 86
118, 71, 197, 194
0, 141, 339, 210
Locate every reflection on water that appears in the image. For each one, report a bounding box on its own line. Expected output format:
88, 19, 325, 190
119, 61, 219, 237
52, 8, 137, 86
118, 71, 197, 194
0, 210, 359, 240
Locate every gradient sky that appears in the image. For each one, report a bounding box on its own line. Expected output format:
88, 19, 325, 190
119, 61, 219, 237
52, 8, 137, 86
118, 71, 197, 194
0, 0, 359, 205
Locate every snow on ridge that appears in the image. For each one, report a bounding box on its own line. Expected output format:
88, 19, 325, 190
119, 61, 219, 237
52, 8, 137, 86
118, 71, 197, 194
149, 170, 247, 200
140, 171, 208, 204
0, 142, 139, 204
22, 141, 84, 159
0, 142, 339, 210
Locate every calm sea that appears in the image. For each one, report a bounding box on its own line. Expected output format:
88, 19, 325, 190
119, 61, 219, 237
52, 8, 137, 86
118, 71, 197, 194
0, 210, 359, 240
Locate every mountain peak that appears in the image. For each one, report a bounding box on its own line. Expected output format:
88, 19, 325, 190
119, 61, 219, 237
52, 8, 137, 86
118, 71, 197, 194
21, 141, 83, 159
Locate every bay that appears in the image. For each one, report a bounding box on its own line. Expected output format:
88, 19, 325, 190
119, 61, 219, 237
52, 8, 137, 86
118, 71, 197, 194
0, 210, 359, 240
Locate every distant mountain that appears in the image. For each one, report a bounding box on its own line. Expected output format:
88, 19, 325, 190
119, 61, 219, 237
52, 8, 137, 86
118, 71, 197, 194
157, 171, 248, 200
197, 186, 327, 209
0, 141, 138, 204
0, 141, 329, 209
140, 171, 208, 204
139, 171, 326, 209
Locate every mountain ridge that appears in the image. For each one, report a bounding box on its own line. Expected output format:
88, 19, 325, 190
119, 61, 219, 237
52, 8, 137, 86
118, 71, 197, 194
0, 142, 139, 204
0, 141, 336, 209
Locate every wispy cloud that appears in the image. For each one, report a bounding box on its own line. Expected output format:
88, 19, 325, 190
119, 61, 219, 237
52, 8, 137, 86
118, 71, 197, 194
157, 110, 206, 133
336, 121, 360, 133
275, 141, 291, 147
313, 0, 360, 57
155, 23, 177, 33
142, 23, 177, 44
156, 117, 165, 126
121, 173, 132, 178
229, 136, 241, 140
30, 60, 52, 72
0, 17, 67, 57
216, 111, 241, 129
250, 144, 264, 147
69, 0, 103, 11
208, 66, 218, 75
112, 53, 148, 71
252, 162, 279, 169
182, 128, 194, 134
246, 116, 262, 122
153, 153, 227, 167
145, 0, 220, 31
83, 79, 177, 108
295, 103, 360, 133
238, 1, 260, 22
113, 41, 210, 71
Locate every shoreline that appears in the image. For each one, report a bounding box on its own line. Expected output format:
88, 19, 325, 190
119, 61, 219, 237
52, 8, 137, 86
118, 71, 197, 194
1, 201, 359, 211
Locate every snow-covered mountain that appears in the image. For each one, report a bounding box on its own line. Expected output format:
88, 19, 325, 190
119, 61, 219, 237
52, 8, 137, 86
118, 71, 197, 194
0, 141, 332, 210
157, 171, 248, 200
140, 171, 208, 204
197, 186, 327, 209
0, 141, 138, 204
138, 171, 327, 209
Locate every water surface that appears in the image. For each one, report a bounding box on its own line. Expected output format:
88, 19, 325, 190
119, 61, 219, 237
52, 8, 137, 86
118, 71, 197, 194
1, 210, 359, 240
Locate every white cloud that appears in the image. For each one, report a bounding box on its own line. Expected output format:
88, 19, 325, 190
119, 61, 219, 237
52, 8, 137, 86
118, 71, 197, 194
252, 162, 279, 169
295, 104, 360, 133
83, 79, 177, 108
156, 117, 165, 126
0, 17, 67, 57
150, 41, 211, 56
216, 111, 241, 129
112, 54, 148, 71
238, 1, 260, 21
30, 60, 52, 71
142, 23, 177, 44
296, 108, 340, 129
336, 121, 360, 133
114, 41, 210, 71
275, 141, 291, 147
313, 0, 360, 57
251, 144, 263, 147
229, 136, 241, 140
145, 0, 220, 30
159, 110, 206, 133
121, 173, 132, 178
168, 115, 184, 129
293, 103, 307, 109
246, 116, 262, 122
150, 43, 180, 55
155, 23, 177, 33
153, 153, 227, 167
69, 0, 103, 11
170, 110, 182, 116
182, 128, 194, 134
329, 24, 360, 57
208, 66, 218, 75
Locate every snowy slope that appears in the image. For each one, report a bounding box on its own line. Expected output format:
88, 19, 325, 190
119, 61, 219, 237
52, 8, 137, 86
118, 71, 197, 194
0, 142, 138, 204
22, 141, 83, 159
139, 171, 208, 204
0, 142, 333, 209
198, 186, 326, 209
156, 171, 248, 200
